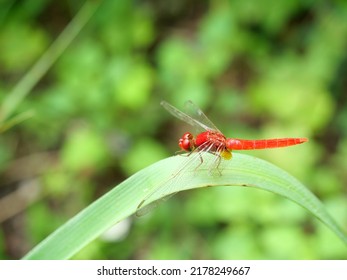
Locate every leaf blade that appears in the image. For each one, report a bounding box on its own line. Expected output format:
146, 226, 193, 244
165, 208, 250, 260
23, 153, 347, 259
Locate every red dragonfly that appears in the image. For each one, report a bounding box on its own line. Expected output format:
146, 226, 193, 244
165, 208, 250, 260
162, 100, 308, 158
136, 101, 308, 214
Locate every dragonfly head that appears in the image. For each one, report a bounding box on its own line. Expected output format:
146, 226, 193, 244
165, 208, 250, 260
179, 132, 195, 152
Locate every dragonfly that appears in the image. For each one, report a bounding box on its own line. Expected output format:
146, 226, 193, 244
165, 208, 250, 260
162, 100, 308, 158
136, 101, 308, 214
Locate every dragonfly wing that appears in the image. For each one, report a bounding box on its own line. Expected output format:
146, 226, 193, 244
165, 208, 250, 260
135, 193, 176, 217
135, 152, 200, 216
161, 101, 218, 132
184, 100, 221, 132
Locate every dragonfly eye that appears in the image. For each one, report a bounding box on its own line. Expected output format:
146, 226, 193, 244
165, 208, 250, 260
179, 133, 194, 151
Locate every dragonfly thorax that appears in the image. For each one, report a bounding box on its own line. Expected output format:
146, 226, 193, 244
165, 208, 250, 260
195, 131, 232, 160
178, 131, 232, 160
195, 131, 226, 148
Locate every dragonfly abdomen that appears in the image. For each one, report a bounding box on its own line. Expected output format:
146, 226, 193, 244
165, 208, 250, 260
226, 138, 308, 150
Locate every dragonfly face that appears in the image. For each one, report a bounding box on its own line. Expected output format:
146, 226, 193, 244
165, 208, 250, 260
178, 132, 195, 151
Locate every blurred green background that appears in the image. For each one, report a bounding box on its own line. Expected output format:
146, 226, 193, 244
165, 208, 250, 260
0, 0, 347, 259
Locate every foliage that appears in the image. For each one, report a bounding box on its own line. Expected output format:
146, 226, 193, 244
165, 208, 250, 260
23, 153, 347, 259
0, 0, 347, 259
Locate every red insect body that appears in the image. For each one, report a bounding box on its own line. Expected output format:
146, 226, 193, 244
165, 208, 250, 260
179, 130, 308, 154
226, 137, 308, 150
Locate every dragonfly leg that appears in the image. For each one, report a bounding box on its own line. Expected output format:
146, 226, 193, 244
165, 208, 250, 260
208, 145, 226, 176
208, 153, 222, 176
193, 151, 204, 172
175, 149, 194, 157
216, 156, 222, 176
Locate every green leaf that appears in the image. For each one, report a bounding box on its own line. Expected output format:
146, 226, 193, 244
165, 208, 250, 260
23, 153, 347, 259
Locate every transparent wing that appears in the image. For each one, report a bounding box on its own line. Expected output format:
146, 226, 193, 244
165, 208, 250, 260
160, 100, 221, 132
183, 100, 221, 132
